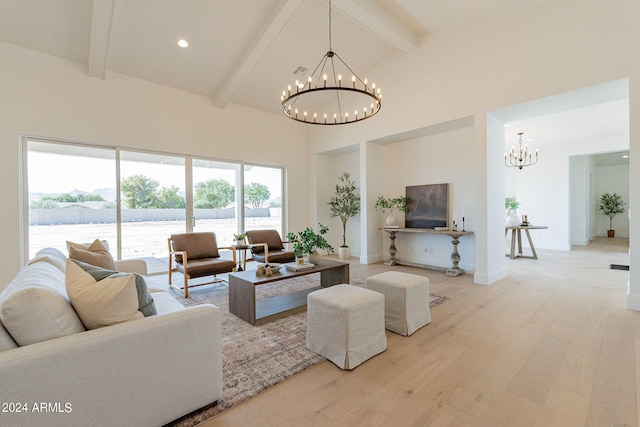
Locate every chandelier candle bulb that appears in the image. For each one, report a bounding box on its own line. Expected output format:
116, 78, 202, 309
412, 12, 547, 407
338, 74, 342, 87
364, 78, 368, 90
352, 75, 356, 88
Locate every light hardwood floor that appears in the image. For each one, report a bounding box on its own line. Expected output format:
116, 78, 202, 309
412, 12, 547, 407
202, 237, 635, 427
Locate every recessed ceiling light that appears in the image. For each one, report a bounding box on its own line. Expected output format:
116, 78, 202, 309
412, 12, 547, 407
504, 123, 512, 127
623, 154, 629, 158
177, 39, 189, 48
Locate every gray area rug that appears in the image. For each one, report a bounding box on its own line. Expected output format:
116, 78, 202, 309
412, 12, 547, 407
165, 275, 447, 426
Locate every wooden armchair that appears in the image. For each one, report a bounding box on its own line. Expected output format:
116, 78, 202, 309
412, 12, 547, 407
245, 229, 295, 264
168, 232, 237, 298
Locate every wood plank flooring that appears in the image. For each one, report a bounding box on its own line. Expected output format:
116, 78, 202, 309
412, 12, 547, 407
201, 237, 635, 427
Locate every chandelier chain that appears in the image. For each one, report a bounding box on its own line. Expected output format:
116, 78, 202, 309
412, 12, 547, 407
329, 0, 332, 51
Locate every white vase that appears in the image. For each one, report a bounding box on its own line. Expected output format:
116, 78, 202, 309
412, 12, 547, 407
506, 212, 520, 227
308, 252, 320, 264
338, 247, 350, 260
385, 213, 397, 227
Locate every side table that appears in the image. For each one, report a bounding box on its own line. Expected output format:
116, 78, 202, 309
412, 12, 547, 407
231, 245, 250, 271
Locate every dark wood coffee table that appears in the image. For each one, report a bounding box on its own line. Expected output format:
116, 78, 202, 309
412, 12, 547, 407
229, 259, 349, 325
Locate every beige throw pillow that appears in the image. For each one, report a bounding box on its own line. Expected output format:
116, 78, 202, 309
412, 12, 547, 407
65, 260, 144, 329
67, 239, 117, 271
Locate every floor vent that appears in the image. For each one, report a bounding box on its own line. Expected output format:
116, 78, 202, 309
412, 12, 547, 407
610, 264, 630, 271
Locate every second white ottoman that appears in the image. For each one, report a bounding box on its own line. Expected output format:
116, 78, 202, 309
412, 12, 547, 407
306, 284, 387, 370
366, 271, 431, 336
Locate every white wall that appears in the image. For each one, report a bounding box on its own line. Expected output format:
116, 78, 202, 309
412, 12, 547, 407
0, 42, 307, 284
570, 155, 595, 245
372, 126, 476, 271
305, 0, 640, 301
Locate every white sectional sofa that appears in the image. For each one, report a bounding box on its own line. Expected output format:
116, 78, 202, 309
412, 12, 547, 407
0, 248, 223, 426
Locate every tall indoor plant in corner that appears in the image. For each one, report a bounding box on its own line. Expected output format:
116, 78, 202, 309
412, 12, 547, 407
599, 192, 625, 238
328, 172, 360, 260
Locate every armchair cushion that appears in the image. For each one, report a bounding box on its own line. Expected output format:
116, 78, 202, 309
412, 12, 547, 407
171, 232, 220, 263
246, 229, 285, 254
175, 258, 237, 278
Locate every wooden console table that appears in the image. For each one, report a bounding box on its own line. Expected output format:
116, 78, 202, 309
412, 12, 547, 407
505, 225, 548, 259
382, 228, 473, 276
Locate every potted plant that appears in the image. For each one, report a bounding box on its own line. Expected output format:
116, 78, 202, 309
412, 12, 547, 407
375, 195, 410, 227
328, 172, 360, 259
286, 223, 334, 263
233, 233, 246, 246
599, 192, 625, 238
505, 196, 520, 227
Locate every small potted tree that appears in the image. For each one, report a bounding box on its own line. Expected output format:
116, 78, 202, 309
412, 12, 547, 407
328, 172, 360, 259
599, 192, 625, 238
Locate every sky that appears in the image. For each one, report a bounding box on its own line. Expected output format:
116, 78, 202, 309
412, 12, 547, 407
28, 151, 282, 199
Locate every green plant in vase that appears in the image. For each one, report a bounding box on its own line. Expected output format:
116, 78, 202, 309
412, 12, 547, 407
375, 195, 410, 227
286, 223, 334, 263
504, 196, 520, 226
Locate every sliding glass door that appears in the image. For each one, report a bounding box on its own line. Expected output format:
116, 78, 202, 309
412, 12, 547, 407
26, 140, 117, 258
192, 159, 240, 246
119, 151, 186, 259
23, 138, 286, 262
244, 164, 284, 235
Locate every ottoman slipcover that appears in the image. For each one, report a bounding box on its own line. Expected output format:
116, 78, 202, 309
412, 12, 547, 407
306, 284, 387, 370
366, 271, 431, 336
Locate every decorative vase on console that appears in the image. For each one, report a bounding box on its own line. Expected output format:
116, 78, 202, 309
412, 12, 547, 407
385, 213, 398, 227
505, 196, 520, 227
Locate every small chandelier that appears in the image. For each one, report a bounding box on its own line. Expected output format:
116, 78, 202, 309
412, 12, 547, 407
505, 132, 539, 170
280, 0, 382, 125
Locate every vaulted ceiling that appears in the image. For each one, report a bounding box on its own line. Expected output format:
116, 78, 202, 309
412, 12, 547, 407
0, 0, 628, 164
0, 0, 571, 116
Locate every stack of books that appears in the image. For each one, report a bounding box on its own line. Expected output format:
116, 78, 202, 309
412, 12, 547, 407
284, 262, 315, 272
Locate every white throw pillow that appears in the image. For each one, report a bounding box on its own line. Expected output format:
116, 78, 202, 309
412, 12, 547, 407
0, 262, 85, 346
65, 260, 144, 329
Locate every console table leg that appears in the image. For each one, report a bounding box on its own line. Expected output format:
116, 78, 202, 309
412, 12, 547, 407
446, 234, 465, 276
384, 230, 397, 266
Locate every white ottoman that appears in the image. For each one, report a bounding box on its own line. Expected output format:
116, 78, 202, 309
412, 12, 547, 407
366, 271, 431, 336
306, 284, 387, 370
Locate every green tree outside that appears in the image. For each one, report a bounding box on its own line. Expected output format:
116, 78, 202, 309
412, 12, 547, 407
121, 174, 161, 208
245, 182, 271, 209
155, 185, 186, 208
194, 179, 235, 209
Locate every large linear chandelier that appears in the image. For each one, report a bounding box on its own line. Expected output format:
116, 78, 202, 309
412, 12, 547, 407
505, 132, 539, 169
280, 0, 382, 125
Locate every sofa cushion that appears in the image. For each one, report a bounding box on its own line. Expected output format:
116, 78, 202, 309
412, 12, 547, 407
68, 239, 118, 271
71, 260, 157, 317
246, 229, 284, 254
28, 247, 68, 273
0, 322, 18, 351
66, 260, 152, 329
0, 262, 85, 346
171, 232, 220, 262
